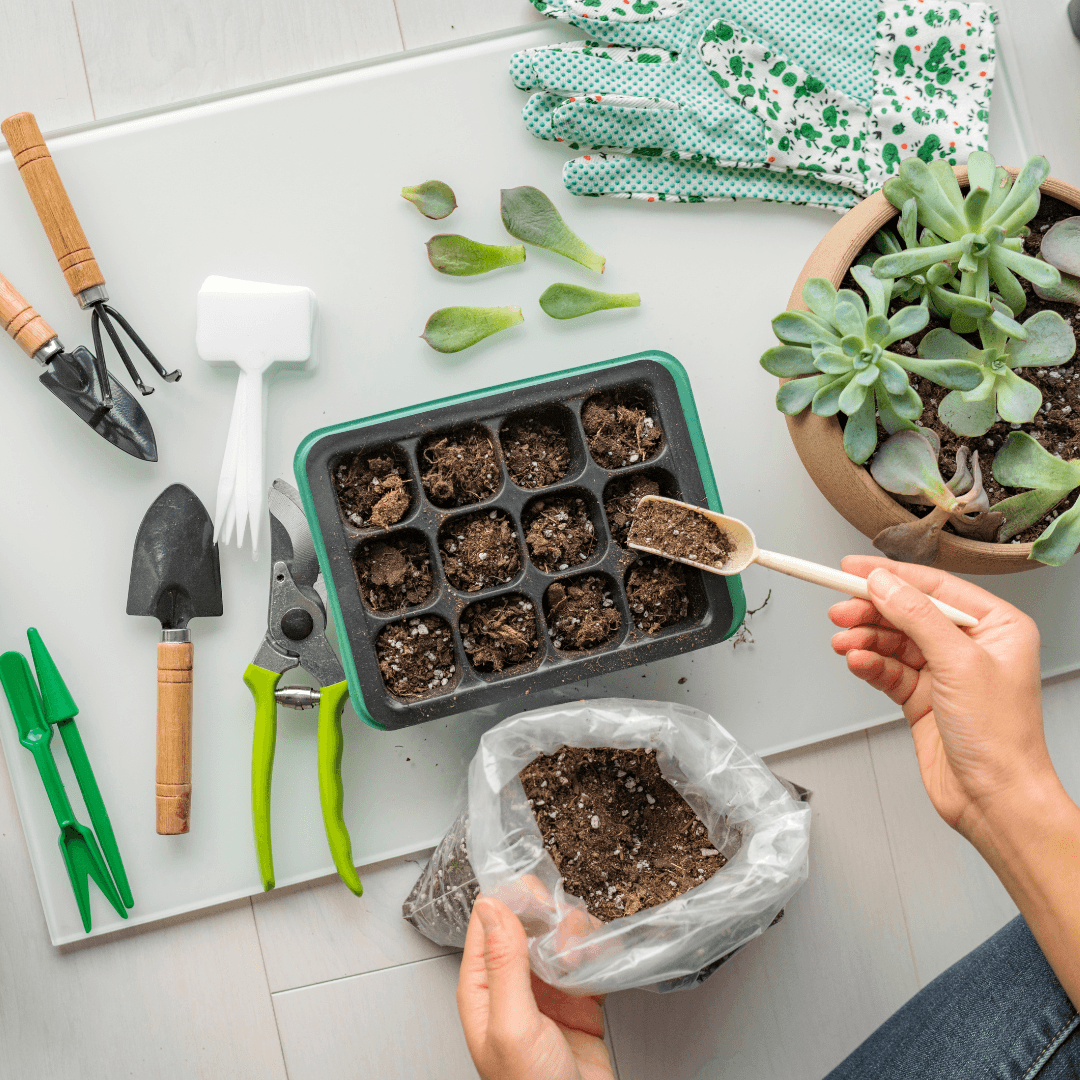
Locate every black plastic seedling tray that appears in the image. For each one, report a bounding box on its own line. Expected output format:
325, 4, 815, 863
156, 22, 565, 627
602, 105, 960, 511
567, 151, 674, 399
295, 352, 746, 730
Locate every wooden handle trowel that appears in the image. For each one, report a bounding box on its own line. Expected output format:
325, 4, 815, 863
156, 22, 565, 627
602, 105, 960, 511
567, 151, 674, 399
126, 485, 223, 834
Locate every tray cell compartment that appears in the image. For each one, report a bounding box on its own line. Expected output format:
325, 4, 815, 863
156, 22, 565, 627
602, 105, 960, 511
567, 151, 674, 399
581, 384, 665, 470
460, 592, 545, 679
331, 442, 417, 533
437, 507, 525, 595
499, 405, 583, 491
418, 424, 504, 509
522, 487, 604, 575
352, 529, 436, 615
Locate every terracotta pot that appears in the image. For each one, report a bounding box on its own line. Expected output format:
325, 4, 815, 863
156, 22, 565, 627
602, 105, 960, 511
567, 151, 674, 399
783, 167, 1080, 575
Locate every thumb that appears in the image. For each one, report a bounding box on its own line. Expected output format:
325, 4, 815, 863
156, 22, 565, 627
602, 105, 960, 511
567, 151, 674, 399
866, 568, 973, 669
475, 897, 539, 1038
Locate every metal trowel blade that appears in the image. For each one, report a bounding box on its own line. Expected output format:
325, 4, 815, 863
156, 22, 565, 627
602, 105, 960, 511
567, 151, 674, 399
40, 346, 158, 462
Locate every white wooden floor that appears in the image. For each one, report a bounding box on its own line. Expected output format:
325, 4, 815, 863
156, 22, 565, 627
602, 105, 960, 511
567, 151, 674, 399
1, 1, 1079, 1077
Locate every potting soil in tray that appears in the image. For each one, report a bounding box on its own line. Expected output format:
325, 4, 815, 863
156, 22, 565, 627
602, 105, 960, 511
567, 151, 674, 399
519, 746, 728, 922
296, 354, 744, 730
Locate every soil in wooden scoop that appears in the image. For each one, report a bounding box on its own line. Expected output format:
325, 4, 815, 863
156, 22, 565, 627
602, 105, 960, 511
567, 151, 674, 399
625, 556, 689, 634
581, 391, 663, 468
353, 534, 433, 613
628, 500, 733, 568
604, 473, 663, 547
460, 594, 541, 673
440, 509, 521, 592
420, 427, 501, 508
519, 746, 728, 922
501, 416, 571, 489
524, 494, 597, 573
333, 450, 412, 529
375, 614, 457, 699
544, 575, 621, 651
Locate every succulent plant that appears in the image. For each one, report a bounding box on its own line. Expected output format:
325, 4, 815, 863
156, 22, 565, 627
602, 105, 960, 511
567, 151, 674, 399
992, 431, 1080, 564
501, 186, 605, 273
872, 153, 1061, 333
401, 180, 457, 219
421, 306, 524, 353
869, 429, 1001, 564
426, 235, 526, 276
539, 283, 640, 320
1034, 216, 1080, 304
761, 268, 983, 464
917, 308, 1075, 436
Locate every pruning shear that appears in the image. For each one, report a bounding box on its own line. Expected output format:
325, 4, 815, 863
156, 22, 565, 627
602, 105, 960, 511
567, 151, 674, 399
244, 479, 362, 896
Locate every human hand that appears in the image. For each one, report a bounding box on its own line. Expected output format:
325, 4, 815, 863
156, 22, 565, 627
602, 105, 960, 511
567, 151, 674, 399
457, 897, 614, 1080
828, 555, 1056, 837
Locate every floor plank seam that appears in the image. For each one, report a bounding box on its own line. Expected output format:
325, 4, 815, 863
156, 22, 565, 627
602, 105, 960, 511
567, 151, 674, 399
270, 951, 461, 997
70, 0, 97, 120
390, 0, 408, 56
249, 897, 294, 1079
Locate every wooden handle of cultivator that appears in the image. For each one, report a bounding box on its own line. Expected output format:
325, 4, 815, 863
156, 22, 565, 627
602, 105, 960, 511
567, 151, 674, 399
156, 641, 193, 835
0, 271, 57, 358
1, 112, 106, 299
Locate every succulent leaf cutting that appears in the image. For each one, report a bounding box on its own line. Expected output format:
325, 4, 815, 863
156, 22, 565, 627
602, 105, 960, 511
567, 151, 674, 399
426, 235, 526, 276
539, 283, 640, 320
500, 186, 606, 273
421, 306, 524, 353
401, 180, 458, 219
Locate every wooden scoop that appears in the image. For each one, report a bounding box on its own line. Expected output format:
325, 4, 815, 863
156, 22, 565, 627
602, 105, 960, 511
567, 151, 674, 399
628, 496, 978, 629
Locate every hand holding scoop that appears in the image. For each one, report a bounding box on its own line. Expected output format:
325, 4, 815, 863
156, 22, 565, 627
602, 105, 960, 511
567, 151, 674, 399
627, 496, 977, 628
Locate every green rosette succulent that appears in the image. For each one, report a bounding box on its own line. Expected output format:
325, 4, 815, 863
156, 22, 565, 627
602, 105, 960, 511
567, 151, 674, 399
761, 266, 983, 464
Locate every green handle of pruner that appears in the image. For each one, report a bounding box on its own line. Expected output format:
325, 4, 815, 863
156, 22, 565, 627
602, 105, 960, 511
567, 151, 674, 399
244, 663, 281, 892
317, 680, 363, 897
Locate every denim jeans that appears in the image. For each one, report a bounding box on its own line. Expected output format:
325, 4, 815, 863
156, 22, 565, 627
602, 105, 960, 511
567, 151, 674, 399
826, 916, 1080, 1080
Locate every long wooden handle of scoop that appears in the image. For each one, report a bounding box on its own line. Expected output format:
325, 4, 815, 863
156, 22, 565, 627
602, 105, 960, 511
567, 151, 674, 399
1, 112, 106, 299
0, 270, 57, 358
157, 641, 193, 835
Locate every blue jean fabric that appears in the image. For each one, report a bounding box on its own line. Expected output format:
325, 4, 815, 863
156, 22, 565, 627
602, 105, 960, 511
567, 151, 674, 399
826, 916, 1080, 1080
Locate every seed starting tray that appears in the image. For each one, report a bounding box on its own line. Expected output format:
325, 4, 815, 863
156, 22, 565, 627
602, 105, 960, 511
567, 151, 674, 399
295, 353, 746, 730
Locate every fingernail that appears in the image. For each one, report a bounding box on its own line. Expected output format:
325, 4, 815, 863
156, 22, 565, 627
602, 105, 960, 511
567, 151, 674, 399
867, 568, 900, 599
474, 897, 496, 933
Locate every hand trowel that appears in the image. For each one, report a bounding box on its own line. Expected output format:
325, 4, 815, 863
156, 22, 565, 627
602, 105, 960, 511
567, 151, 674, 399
127, 485, 222, 834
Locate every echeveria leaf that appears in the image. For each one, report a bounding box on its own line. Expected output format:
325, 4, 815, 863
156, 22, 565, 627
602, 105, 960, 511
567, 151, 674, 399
501, 186, 605, 273
902, 355, 984, 390
929, 159, 965, 217
760, 345, 818, 377
843, 391, 879, 464
891, 384, 924, 420
896, 156, 967, 235
884, 304, 929, 345
965, 150, 997, 197
987, 257, 1028, 317
401, 180, 457, 219
992, 431, 1080, 492
1033, 270, 1080, 304
839, 378, 870, 415
421, 306, 523, 353
874, 242, 964, 280
850, 264, 888, 316
776, 374, 835, 415
1039, 216, 1080, 277
876, 355, 909, 396
993, 245, 1061, 289
876, 386, 921, 433
865, 314, 891, 344
538, 283, 640, 319
833, 291, 869, 337
1008, 310, 1076, 367
994, 368, 1043, 424
812, 374, 850, 416
936, 389, 996, 437
772, 310, 841, 346
812, 347, 853, 375
426, 234, 525, 276
870, 429, 952, 502
917, 327, 983, 363
1031, 500, 1080, 566
802, 278, 837, 322
994, 487, 1071, 542
985, 155, 1050, 232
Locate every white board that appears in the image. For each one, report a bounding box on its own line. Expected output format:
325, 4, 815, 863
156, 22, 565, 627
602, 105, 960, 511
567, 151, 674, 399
0, 28, 1050, 944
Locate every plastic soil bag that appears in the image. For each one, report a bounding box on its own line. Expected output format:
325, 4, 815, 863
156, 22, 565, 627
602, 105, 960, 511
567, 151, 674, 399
404, 698, 810, 994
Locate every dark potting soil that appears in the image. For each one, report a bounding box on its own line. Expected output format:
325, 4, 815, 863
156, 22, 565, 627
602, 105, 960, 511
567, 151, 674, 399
544, 575, 621, 651
333, 450, 412, 529
375, 614, 457, 699
501, 416, 571, 489
625, 556, 690, 634
420, 427, 501, 508
519, 746, 728, 922
581, 391, 663, 468
524, 494, 597, 573
439, 509, 521, 592
460, 594, 541, 673
353, 534, 433, 613
627, 499, 733, 568
604, 473, 662, 546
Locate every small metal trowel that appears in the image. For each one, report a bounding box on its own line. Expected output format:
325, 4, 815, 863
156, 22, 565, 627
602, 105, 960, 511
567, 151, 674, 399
127, 485, 222, 834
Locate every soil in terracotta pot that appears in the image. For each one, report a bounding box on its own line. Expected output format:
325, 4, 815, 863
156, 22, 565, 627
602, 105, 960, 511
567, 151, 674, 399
376, 614, 457, 699
519, 746, 728, 922
501, 416, 571, 489
460, 594, 540, 673
524, 494, 597, 573
627, 499, 733, 568
439, 509, 521, 592
544, 574, 621, 651
420, 427, 501, 508
625, 556, 690, 634
354, 533, 433, 612
333, 449, 412, 529
582, 390, 663, 468
603, 473, 663, 546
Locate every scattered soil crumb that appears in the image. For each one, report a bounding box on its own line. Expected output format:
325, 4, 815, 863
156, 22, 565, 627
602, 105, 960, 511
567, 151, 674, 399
604, 473, 663, 546
354, 534, 433, 613
678, 676, 688, 684
582, 391, 663, 468
461, 594, 541, 673
628, 500, 732, 568
501, 416, 571, 489
421, 427, 501, 508
524, 494, 597, 573
519, 746, 728, 922
440, 510, 521, 592
544, 575, 621, 651
333, 451, 412, 529
625, 556, 689, 634
376, 615, 457, 699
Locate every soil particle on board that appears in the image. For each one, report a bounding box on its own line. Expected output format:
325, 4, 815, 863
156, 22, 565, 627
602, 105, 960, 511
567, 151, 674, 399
604, 474, 662, 546
440, 510, 522, 592
354, 534, 433, 613
420, 427, 501, 508
333, 451, 412, 529
582, 391, 663, 468
544, 575, 621, 651
460, 594, 541, 673
524, 494, 597, 573
625, 556, 689, 634
501, 416, 572, 489
519, 746, 728, 922
375, 615, 457, 699
628, 500, 733, 568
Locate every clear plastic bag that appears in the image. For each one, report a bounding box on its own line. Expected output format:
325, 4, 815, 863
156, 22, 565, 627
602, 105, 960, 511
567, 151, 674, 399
405, 697, 811, 994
